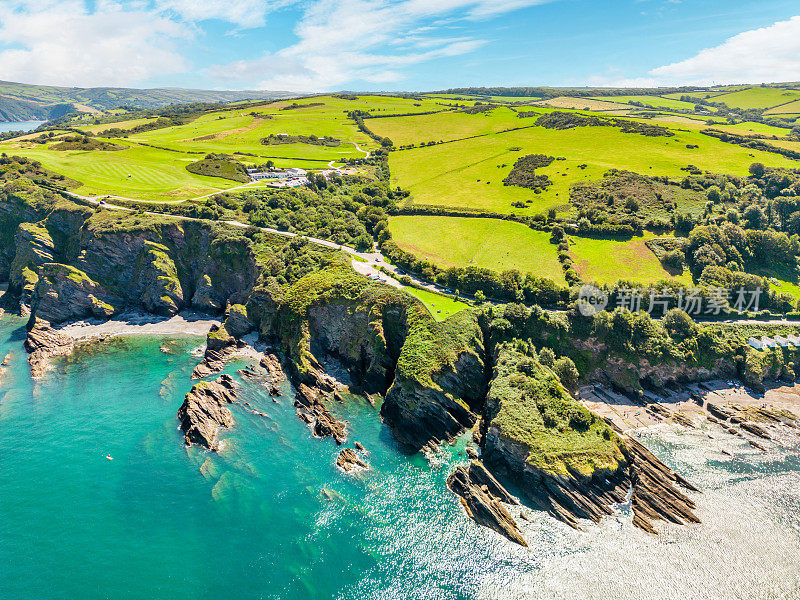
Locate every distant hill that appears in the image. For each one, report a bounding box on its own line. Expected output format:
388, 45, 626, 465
0, 81, 296, 122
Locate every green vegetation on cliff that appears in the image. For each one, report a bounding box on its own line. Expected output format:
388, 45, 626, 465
485, 342, 624, 477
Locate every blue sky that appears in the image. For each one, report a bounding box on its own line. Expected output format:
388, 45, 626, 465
0, 0, 798, 92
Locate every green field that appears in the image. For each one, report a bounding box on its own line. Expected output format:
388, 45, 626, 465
368, 106, 529, 146
403, 286, 470, 320
389, 215, 566, 283
765, 99, 800, 115
715, 121, 792, 136
3, 94, 461, 199
712, 87, 800, 110
389, 115, 797, 214
0, 139, 239, 201
591, 95, 700, 111
569, 233, 692, 286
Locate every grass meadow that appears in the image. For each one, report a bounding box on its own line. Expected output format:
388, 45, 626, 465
389, 116, 797, 215
403, 286, 470, 321
389, 215, 566, 283
710, 87, 800, 110
569, 233, 692, 286
0, 140, 238, 201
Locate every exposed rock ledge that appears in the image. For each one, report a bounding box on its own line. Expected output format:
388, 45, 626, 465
177, 374, 239, 451
336, 447, 369, 473
294, 382, 347, 444
447, 460, 527, 547
24, 318, 74, 379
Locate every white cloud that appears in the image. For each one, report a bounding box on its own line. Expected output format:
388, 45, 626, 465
650, 15, 800, 85
0, 0, 190, 87
207, 0, 551, 91
156, 0, 293, 29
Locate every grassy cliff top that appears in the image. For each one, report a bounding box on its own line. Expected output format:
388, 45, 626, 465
486, 342, 624, 478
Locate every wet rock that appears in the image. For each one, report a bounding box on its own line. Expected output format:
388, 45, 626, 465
177, 374, 239, 451
24, 318, 74, 378
447, 461, 527, 547
336, 448, 368, 473
295, 383, 347, 444
740, 422, 771, 440
354, 442, 366, 452
260, 353, 286, 381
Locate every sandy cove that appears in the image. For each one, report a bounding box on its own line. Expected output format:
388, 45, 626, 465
54, 310, 222, 341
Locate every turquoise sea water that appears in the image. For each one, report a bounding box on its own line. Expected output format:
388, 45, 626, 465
1, 315, 799, 600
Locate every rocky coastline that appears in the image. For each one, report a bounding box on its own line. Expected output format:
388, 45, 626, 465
6, 193, 800, 548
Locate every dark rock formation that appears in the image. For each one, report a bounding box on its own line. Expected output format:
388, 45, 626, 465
625, 437, 700, 533
447, 460, 526, 547
382, 313, 487, 450
29, 263, 118, 324
191, 323, 240, 379
294, 383, 347, 444
24, 318, 74, 378
336, 447, 368, 472
260, 353, 286, 381
177, 374, 239, 451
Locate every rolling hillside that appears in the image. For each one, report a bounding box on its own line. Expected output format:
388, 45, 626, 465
0, 80, 295, 122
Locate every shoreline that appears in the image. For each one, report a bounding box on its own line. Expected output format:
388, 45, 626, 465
53, 310, 222, 341
580, 379, 800, 448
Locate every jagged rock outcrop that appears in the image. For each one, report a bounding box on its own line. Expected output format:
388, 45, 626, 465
382, 312, 487, 450
177, 374, 239, 451
24, 318, 74, 378
10, 222, 55, 307
479, 343, 699, 534
336, 447, 369, 472
3, 200, 260, 323
29, 263, 118, 324
191, 323, 240, 379
191, 305, 254, 379
133, 241, 184, 316
224, 304, 254, 338
306, 302, 398, 393
294, 383, 347, 444
447, 460, 526, 546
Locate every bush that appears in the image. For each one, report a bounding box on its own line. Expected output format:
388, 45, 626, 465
538, 347, 556, 367
553, 357, 579, 389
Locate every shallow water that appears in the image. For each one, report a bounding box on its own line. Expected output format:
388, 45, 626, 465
0, 120, 45, 134
0, 315, 798, 600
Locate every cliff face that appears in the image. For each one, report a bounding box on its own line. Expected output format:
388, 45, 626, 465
480, 343, 699, 534
381, 311, 488, 450
1, 194, 259, 323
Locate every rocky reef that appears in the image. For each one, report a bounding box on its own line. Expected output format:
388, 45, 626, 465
447, 460, 526, 546
177, 374, 239, 451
